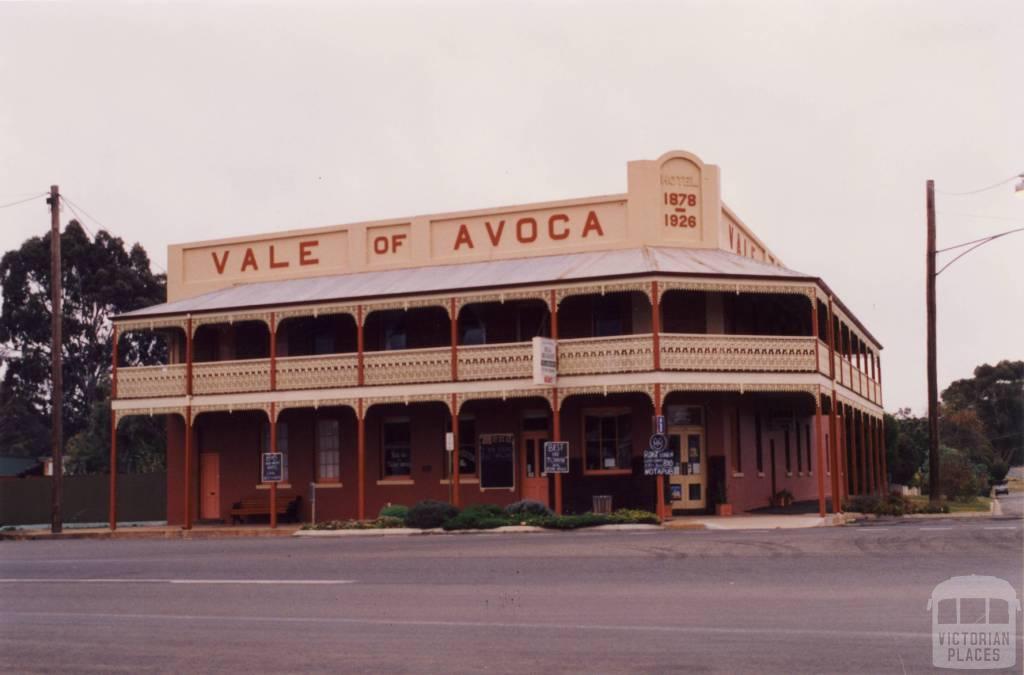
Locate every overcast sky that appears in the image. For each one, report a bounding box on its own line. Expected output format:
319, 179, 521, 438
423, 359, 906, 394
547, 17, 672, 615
1, 1, 1020, 413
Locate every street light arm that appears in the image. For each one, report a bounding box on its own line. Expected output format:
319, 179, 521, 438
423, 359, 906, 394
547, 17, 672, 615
935, 227, 1024, 276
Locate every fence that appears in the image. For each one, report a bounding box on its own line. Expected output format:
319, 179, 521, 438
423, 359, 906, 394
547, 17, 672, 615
0, 472, 166, 526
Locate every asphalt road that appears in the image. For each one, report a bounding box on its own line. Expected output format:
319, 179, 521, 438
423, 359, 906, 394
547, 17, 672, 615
2, 508, 1022, 674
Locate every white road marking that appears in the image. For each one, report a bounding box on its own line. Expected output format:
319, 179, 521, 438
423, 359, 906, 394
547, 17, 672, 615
918, 527, 953, 531
0, 578, 355, 585
983, 526, 1019, 530
7, 609, 936, 641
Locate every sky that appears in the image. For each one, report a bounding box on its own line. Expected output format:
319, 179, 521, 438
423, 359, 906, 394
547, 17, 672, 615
1, 0, 1021, 413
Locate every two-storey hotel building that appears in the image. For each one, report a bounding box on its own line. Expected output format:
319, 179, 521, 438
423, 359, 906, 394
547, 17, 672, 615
110, 150, 887, 528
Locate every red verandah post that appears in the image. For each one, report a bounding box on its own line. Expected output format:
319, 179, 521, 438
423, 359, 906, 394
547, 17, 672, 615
550, 289, 562, 515
109, 324, 119, 530
654, 382, 665, 522
270, 402, 277, 529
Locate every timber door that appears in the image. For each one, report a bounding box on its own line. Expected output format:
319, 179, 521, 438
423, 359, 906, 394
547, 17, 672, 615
520, 432, 549, 506
200, 453, 221, 520
668, 428, 706, 511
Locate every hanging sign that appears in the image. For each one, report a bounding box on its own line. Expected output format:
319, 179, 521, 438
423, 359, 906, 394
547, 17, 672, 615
532, 337, 557, 385
261, 452, 284, 483
543, 441, 570, 474
649, 433, 668, 452
643, 448, 674, 476
653, 415, 666, 435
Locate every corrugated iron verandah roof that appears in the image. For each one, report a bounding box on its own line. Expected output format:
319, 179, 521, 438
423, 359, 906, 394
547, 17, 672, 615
118, 246, 810, 319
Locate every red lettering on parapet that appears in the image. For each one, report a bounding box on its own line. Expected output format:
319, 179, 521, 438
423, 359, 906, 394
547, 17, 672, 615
299, 240, 320, 266
269, 245, 289, 269
211, 250, 230, 274
241, 247, 259, 272
450, 210, 605, 251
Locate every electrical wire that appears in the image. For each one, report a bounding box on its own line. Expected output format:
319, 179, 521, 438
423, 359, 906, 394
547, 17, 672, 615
59, 195, 96, 239
0, 193, 48, 210
937, 212, 1024, 223
936, 226, 1024, 253
935, 174, 1022, 196
60, 193, 168, 275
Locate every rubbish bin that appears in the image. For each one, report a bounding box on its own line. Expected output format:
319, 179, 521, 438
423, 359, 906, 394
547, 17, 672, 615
592, 495, 613, 514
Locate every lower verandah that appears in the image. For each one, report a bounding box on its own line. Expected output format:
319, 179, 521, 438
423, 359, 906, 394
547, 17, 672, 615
163, 392, 835, 525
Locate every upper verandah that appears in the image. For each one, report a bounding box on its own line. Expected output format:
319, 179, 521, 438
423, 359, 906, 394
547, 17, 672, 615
165, 150, 783, 302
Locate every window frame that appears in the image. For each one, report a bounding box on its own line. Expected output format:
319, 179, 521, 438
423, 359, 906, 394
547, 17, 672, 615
581, 407, 634, 476
315, 417, 341, 483
380, 416, 413, 480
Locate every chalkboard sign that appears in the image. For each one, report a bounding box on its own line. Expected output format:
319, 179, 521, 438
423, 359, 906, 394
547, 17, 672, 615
261, 452, 284, 483
543, 441, 569, 474
643, 448, 674, 476
479, 433, 515, 489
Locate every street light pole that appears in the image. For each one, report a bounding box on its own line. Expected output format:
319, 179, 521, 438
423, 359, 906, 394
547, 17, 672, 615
926, 180, 940, 506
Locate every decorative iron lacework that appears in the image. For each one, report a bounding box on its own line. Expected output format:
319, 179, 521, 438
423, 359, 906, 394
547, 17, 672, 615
117, 364, 188, 399
275, 354, 359, 390
556, 383, 656, 408
190, 311, 272, 335
191, 402, 272, 423
274, 303, 357, 322
114, 406, 187, 425
660, 335, 817, 372
363, 347, 451, 386
659, 382, 819, 400
455, 289, 553, 313
117, 316, 188, 333
659, 279, 816, 301
274, 398, 358, 419
555, 280, 653, 305
364, 394, 452, 414
456, 388, 554, 413
558, 335, 654, 376
192, 359, 271, 395
457, 343, 533, 381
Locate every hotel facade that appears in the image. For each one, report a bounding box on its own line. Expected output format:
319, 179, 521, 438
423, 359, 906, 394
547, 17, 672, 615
110, 150, 887, 528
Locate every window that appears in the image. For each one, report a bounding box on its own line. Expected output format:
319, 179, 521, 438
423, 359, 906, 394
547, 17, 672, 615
382, 312, 407, 350
755, 413, 764, 473
592, 295, 624, 337
381, 418, 412, 478
260, 422, 290, 482
316, 419, 340, 482
444, 416, 477, 476
584, 410, 632, 472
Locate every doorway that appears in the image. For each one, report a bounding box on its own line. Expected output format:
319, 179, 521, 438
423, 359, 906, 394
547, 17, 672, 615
200, 452, 221, 520
668, 427, 706, 511
520, 431, 549, 506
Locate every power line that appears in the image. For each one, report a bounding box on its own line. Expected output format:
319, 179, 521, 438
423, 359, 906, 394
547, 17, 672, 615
59, 194, 167, 275
59, 196, 96, 239
0, 193, 48, 210
937, 212, 1024, 223
935, 174, 1022, 196
935, 227, 1024, 276
936, 226, 1024, 253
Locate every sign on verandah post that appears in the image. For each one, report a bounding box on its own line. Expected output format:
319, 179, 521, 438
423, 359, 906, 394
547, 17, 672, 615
261, 452, 284, 483
643, 448, 674, 476
543, 441, 569, 474
532, 337, 557, 385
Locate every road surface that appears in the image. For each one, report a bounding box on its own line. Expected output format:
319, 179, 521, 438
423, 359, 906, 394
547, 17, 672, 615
2, 512, 1021, 673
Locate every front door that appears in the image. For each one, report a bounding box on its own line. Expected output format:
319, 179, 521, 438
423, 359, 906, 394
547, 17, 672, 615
200, 452, 221, 520
520, 432, 549, 506
668, 428, 706, 511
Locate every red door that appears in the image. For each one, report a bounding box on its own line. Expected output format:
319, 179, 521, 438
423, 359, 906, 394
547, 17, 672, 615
200, 453, 221, 520
520, 432, 549, 506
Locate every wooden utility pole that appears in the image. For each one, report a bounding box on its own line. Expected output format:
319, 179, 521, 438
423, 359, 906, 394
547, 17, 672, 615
926, 179, 940, 505
47, 185, 63, 533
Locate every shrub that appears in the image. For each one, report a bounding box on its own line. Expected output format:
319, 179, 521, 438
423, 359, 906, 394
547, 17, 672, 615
530, 513, 615, 530
505, 500, 553, 518
846, 495, 880, 514
988, 459, 1010, 484
406, 499, 459, 529
872, 495, 911, 517
374, 515, 407, 529
915, 501, 951, 514
379, 504, 409, 520
441, 504, 510, 531
608, 508, 660, 524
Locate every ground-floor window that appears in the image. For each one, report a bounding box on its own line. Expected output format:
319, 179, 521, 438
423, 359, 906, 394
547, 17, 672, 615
805, 424, 812, 472
260, 422, 289, 482
317, 418, 340, 482
444, 415, 477, 477
755, 413, 764, 473
583, 409, 632, 473
795, 426, 803, 473
381, 418, 412, 478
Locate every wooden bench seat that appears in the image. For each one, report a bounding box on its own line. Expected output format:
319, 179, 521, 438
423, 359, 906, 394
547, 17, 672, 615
229, 495, 301, 524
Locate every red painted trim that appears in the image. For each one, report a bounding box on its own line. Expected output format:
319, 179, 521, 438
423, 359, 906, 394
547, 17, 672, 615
111, 325, 119, 399
450, 298, 458, 382
357, 398, 365, 520
651, 281, 661, 371
109, 411, 117, 530
450, 393, 460, 507
184, 406, 192, 530
552, 386, 562, 515
654, 382, 664, 521
270, 403, 278, 528
814, 387, 826, 516
185, 317, 193, 397
269, 313, 277, 391
811, 297, 820, 374
356, 305, 364, 387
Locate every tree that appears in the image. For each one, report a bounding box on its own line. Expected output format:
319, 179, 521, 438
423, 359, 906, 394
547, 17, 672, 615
941, 361, 1024, 466
0, 220, 166, 469
884, 408, 927, 486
